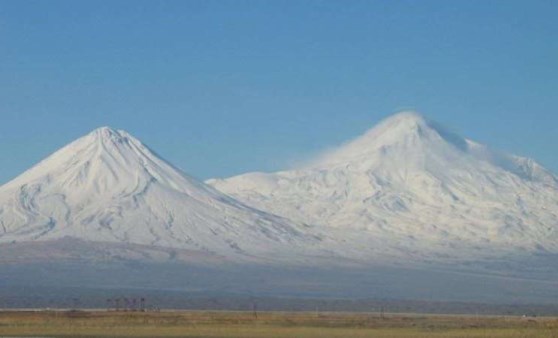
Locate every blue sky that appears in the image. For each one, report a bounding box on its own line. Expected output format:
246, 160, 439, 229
0, 0, 557, 183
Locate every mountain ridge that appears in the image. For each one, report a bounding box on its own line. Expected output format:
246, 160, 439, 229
2, 113, 558, 305
208, 112, 558, 261
0, 126, 316, 261
1, 112, 557, 265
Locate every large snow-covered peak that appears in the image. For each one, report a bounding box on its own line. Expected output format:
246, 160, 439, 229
208, 111, 558, 260
371, 111, 466, 148
343, 111, 437, 143
304, 112, 556, 186
307, 111, 468, 172
373, 110, 429, 130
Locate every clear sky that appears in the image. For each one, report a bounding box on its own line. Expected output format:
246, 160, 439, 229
0, 0, 557, 183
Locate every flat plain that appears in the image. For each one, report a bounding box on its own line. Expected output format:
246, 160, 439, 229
1, 310, 557, 337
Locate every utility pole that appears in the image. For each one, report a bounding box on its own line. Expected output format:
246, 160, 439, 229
252, 301, 258, 319
140, 298, 146, 312
72, 298, 79, 311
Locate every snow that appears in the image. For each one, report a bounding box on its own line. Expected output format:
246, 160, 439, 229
2, 112, 558, 266
0, 127, 317, 261
208, 112, 558, 262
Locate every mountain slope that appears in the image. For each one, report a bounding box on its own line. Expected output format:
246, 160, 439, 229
0, 127, 316, 259
208, 112, 558, 261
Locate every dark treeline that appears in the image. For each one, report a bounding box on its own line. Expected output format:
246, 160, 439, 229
1, 285, 557, 317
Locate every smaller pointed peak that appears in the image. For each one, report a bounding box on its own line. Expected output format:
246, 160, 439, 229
89, 126, 133, 142
83, 126, 143, 149
95, 126, 115, 131
92, 126, 119, 135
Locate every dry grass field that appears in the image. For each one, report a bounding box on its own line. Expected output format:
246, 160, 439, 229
1, 310, 558, 337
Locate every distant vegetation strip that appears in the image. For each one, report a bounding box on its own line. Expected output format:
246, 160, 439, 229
1, 310, 558, 337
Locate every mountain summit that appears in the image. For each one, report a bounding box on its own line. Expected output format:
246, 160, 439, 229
0, 127, 313, 259
309, 111, 555, 185
307, 111, 464, 169
2, 126, 204, 196
208, 112, 558, 261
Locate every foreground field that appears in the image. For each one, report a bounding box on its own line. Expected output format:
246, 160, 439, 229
1, 310, 557, 337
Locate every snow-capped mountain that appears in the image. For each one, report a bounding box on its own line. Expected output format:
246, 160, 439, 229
2, 115, 558, 304
208, 112, 558, 261
0, 127, 315, 259
2, 114, 557, 265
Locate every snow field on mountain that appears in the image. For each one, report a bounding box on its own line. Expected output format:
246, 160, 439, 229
208, 112, 558, 261
0, 127, 317, 261
1, 112, 557, 265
